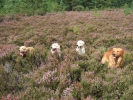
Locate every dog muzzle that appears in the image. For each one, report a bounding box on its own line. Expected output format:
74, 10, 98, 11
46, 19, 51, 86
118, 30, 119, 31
19, 52, 26, 57
113, 54, 118, 59
52, 48, 56, 51
78, 46, 82, 49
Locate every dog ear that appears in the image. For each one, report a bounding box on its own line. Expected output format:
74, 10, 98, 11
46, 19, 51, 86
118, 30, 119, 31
121, 49, 125, 56
111, 48, 115, 54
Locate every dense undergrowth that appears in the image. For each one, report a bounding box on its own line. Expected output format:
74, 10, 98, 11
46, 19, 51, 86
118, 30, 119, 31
0, 10, 133, 100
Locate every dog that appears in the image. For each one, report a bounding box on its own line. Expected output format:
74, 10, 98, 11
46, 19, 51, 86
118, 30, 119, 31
76, 40, 85, 55
101, 48, 125, 68
19, 46, 35, 57
51, 43, 61, 56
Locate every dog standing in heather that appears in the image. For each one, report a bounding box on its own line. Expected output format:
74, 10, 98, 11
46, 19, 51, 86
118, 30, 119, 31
51, 43, 62, 56
19, 46, 35, 57
76, 40, 85, 55
101, 48, 125, 68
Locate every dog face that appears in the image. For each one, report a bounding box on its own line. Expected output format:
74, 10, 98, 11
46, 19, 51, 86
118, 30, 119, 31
77, 40, 85, 49
51, 43, 61, 55
112, 48, 124, 59
19, 46, 27, 57
76, 40, 85, 55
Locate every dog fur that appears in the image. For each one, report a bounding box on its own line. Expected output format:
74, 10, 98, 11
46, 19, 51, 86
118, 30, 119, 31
51, 43, 61, 56
101, 48, 125, 68
76, 40, 85, 55
19, 46, 35, 57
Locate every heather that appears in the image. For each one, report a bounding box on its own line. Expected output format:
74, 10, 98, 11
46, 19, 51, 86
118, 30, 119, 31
0, 10, 133, 99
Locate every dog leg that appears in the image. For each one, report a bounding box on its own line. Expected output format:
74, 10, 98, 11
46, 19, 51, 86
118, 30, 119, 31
116, 57, 123, 67
108, 63, 113, 68
101, 56, 106, 64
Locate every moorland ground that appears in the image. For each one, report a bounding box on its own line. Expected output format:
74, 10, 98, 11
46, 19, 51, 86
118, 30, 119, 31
0, 9, 133, 100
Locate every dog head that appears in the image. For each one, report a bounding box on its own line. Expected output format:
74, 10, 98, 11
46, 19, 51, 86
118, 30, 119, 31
112, 48, 124, 59
51, 43, 61, 55
76, 40, 85, 55
77, 40, 85, 49
19, 46, 27, 57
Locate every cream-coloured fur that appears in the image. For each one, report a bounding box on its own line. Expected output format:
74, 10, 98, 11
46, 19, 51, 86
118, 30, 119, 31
51, 43, 61, 56
76, 40, 85, 55
19, 46, 35, 57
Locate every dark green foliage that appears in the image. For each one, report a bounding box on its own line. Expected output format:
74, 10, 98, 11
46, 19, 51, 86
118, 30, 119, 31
112, 0, 132, 8
72, 86, 81, 100
0, 0, 132, 15
73, 5, 84, 11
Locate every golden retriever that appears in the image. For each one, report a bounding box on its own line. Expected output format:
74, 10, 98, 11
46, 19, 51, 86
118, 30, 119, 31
19, 46, 35, 57
101, 48, 125, 68
76, 40, 85, 55
51, 43, 62, 56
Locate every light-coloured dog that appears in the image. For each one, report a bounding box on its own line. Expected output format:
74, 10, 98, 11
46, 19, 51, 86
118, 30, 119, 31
19, 46, 35, 57
51, 43, 61, 56
101, 48, 125, 68
76, 40, 85, 55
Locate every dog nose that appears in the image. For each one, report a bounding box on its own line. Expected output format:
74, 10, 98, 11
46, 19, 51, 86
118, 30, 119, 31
78, 46, 82, 48
113, 54, 117, 57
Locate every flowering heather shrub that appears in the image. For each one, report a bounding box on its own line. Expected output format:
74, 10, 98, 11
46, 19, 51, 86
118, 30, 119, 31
2, 93, 19, 100
0, 10, 133, 99
61, 84, 74, 99
122, 86, 133, 100
70, 64, 82, 82
82, 77, 103, 99
0, 44, 18, 60
20, 86, 58, 100
124, 52, 133, 66
38, 69, 59, 90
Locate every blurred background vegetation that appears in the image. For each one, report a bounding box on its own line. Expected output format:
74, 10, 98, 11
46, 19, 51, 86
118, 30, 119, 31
0, 0, 133, 15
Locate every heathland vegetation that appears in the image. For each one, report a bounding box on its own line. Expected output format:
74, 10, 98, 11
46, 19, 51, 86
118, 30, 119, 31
0, 0, 133, 100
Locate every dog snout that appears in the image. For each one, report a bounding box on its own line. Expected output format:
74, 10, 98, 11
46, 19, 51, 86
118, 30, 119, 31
113, 53, 117, 57
52, 48, 56, 51
113, 53, 115, 56
78, 46, 82, 48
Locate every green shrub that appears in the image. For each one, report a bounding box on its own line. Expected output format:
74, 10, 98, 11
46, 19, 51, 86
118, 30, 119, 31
73, 5, 84, 11
81, 77, 103, 99
70, 64, 82, 82
124, 8, 132, 15
124, 53, 133, 66
122, 86, 133, 100
72, 86, 81, 99
87, 23, 95, 33
78, 61, 89, 71
73, 26, 79, 34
